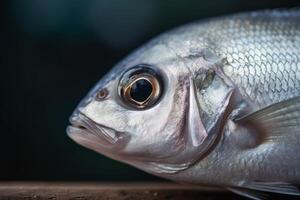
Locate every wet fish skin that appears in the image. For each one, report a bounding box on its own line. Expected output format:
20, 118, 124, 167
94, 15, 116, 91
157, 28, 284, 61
165, 9, 300, 109
67, 9, 300, 199
161, 8, 300, 182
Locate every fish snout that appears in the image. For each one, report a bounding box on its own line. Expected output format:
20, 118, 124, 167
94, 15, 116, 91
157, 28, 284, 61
68, 110, 82, 128
68, 110, 129, 145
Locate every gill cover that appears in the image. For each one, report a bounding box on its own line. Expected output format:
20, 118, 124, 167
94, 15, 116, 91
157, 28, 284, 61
131, 64, 236, 174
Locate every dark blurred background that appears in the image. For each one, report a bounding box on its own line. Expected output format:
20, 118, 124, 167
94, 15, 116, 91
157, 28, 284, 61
1, 0, 299, 181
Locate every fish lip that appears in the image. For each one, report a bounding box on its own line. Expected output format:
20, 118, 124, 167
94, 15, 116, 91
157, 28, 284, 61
67, 111, 121, 144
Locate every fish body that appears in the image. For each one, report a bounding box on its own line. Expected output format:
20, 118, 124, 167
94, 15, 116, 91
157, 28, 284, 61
67, 9, 300, 199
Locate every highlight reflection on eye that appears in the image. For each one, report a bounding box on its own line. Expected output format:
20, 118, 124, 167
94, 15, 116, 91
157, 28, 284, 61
119, 65, 163, 109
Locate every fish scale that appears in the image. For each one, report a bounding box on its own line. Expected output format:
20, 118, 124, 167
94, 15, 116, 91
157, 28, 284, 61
211, 13, 300, 109
149, 8, 300, 193
164, 10, 300, 109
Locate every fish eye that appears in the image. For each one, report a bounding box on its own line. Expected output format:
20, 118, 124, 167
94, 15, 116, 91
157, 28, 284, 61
118, 65, 163, 109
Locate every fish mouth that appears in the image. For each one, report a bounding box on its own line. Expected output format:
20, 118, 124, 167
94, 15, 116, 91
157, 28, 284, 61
67, 111, 124, 144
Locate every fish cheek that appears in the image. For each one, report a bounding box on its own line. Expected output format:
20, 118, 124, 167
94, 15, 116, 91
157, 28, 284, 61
122, 108, 178, 156
123, 82, 188, 158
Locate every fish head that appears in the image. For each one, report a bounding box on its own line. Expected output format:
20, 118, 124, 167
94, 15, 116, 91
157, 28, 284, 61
67, 32, 234, 175
67, 39, 197, 174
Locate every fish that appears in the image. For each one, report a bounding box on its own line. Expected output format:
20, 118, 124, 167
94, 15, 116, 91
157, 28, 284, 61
67, 9, 300, 199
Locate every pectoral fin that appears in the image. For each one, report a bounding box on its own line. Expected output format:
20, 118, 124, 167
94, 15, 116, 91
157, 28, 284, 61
234, 96, 300, 142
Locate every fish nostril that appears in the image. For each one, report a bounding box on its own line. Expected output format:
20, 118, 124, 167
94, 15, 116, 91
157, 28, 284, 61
96, 88, 109, 101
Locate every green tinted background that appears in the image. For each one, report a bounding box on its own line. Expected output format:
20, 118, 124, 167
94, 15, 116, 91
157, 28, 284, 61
1, 0, 299, 181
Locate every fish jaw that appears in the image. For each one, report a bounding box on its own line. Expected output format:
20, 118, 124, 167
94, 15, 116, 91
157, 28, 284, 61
67, 111, 131, 151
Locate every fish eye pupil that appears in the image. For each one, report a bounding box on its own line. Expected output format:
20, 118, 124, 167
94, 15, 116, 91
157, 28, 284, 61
130, 79, 153, 102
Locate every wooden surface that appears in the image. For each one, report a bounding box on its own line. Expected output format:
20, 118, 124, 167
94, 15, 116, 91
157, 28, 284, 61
0, 182, 298, 200
0, 182, 239, 200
